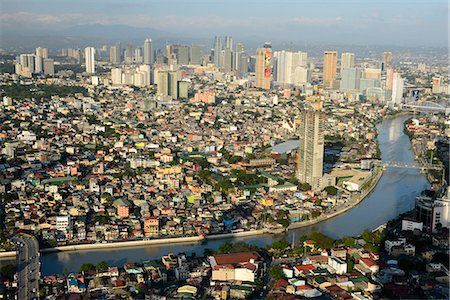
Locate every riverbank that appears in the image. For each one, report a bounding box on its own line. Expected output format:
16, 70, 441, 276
288, 167, 383, 229
0, 171, 384, 259
0, 229, 267, 259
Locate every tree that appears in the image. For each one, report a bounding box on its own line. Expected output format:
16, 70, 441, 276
309, 232, 334, 250
80, 263, 95, 273
0, 264, 16, 280
219, 242, 233, 253
300, 183, 311, 191
268, 266, 286, 280
324, 186, 338, 195
272, 238, 289, 250
96, 261, 109, 271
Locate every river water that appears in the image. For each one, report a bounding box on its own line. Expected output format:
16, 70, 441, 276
3, 115, 430, 275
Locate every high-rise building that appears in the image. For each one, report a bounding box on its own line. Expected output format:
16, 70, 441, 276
213, 36, 222, 67
274, 51, 308, 85
43, 59, 54, 75
225, 36, 233, 50
85, 47, 96, 74
189, 45, 201, 65
255, 43, 272, 90
134, 48, 142, 63
157, 70, 178, 100
35, 47, 48, 73
391, 72, 404, 104
173, 45, 189, 65
223, 48, 233, 72
323, 51, 338, 89
340, 52, 355, 72
415, 187, 450, 232
340, 68, 361, 91
383, 52, 392, 70
143, 38, 153, 65
110, 45, 121, 64
297, 102, 325, 186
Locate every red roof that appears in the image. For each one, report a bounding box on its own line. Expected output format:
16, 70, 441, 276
212, 252, 260, 265
359, 258, 376, 268
295, 264, 316, 272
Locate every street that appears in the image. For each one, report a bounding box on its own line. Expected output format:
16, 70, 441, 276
12, 233, 40, 300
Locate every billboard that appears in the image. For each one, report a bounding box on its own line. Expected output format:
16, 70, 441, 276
264, 51, 272, 78
411, 90, 420, 101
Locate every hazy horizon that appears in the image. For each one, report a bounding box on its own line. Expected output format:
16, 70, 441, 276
1, 0, 448, 48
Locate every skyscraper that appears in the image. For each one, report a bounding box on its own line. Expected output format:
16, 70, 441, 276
383, 52, 392, 71
391, 72, 404, 104
213, 36, 222, 67
340, 68, 361, 91
255, 43, 272, 90
173, 45, 189, 65
340, 52, 355, 72
189, 45, 201, 65
110, 45, 121, 64
35, 47, 48, 74
143, 38, 153, 65
157, 70, 178, 100
323, 51, 338, 89
85, 47, 96, 74
297, 102, 325, 186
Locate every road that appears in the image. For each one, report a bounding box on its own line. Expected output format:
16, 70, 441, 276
12, 234, 40, 300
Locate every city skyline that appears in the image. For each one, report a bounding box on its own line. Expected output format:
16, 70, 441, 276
1, 0, 448, 47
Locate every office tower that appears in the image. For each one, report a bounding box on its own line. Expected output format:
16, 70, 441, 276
213, 36, 222, 67
223, 48, 233, 72
110, 45, 121, 64
255, 43, 272, 90
383, 52, 392, 70
174, 45, 189, 65
415, 187, 450, 232
292, 67, 311, 85
124, 45, 133, 63
178, 81, 189, 99
297, 103, 325, 186
323, 51, 337, 88
236, 43, 244, 53
363, 68, 381, 80
166, 45, 173, 65
157, 71, 178, 100
275, 51, 308, 85
85, 47, 95, 74
134, 48, 142, 63
238, 53, 249, 75
138, 64, 151, 85
35, 47, 48, 73
43, 59, 54, 75
340, 52, 355, 72
275, 50, 293, 85
391, 72, 404, 104
225, 36, 233, 50
189, 45, 201, 65
340, 68, 361, 91
111, 68, 122, 85
143, 38, 153, 64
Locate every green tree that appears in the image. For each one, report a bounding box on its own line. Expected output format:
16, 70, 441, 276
268, 266, 286, 280
324, 186, 338, 195
272, 238, 289, 250
309, 232, 334, 250
299, 183, 311, 191
96, 261, 109, 271
80, 263, 95, 273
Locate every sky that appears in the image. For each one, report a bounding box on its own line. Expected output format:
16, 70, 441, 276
1, 0, 448, 47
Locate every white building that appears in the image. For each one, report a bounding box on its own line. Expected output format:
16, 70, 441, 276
328, 256, 347, 275
85, 47, 96, 74
56, 215, 71, 233
391, 72, 404, 104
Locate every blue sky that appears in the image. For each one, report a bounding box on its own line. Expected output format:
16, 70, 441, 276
1, 0, 448, 46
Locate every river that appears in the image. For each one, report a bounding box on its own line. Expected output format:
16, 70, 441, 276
2, 115, 430, 275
